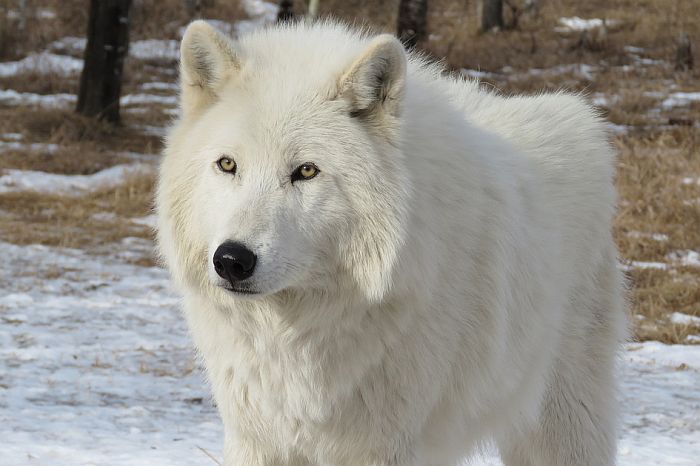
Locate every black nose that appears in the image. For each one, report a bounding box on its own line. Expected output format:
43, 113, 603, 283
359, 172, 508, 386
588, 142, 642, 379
213, 242, 257, 283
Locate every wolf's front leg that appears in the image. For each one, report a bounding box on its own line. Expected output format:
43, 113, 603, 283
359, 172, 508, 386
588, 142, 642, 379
367, 459, 418, 466
223, 436, 315, 466
364, 446, 420, 466
223, 436, 272, 466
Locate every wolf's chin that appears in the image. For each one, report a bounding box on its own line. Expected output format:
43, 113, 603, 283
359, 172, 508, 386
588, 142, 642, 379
220, 284, 263, 297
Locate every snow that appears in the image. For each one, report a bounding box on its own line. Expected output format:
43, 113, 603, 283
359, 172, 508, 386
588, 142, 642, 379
555, 16, 620, 32
37, 8, 57, 19
633, 57, 664, 67
0, 242, 221, 466
130, 40, 180, 62
0, 89, 178, 109
626, 231, 669, 242
1, 132, 23, 141
591, 93, 609, 107
670, 312, 700, 326
0, 239, 698, 465
624, 46, 645, 54
242, 0, 278, 19
0, 89, 77, 108
235, 0, 279, 35
667, 250, 700, 267
92, 211, 119, 222
121, 93, 178, 107
619, 260, 668, 271
131, 214, 159, 229
0, 164, 153, 195
47, 37, 178, 62
138, 124, 169, 137
0, 52, 83, 77
0, 141, 59, 154
141, 82, 180, 92
185, 0, 279, 38
609, 123, 630, 135
48, 36, 87, 56
6, 8, 56, 20
513, 63, 597, 81
619, 251, 700, 272
661, 92, 700, 109
461, 69, 496, 79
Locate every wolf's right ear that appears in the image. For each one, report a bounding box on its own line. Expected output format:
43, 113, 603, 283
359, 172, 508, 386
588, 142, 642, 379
180, 20, 240, 117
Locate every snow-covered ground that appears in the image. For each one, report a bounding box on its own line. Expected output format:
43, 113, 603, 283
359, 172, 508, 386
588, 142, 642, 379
0, 52, 83, 77
0, 240, 698, 466
0, 164, 153, 195
554, 16, 621, 33
0, 242, 222, 466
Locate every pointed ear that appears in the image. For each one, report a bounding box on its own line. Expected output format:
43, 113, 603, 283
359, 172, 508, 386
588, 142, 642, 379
179, 20, 240, 117
339, 34, 407, 119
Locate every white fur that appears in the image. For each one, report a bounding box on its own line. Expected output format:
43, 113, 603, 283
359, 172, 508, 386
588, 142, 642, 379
156, 20, 627, 466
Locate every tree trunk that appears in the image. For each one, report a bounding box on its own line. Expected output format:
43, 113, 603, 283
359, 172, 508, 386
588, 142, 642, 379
277, 0, 294, 22
481, 0, 503, 32
76, 0, 131, 123
397, 0, 428, 48
307, 0, 320, 18
675, 32, 693, 71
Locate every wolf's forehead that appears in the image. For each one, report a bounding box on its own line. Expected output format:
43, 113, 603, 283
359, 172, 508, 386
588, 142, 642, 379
207, 92, 328, 161
235, 29, 368, 100
218, 81, 336, 138
238, 65, 338, 114
239, 27, 365, 76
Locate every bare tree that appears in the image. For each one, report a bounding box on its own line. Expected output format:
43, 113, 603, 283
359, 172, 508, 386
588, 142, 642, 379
675, 32, 693, 71
76, 0, 131, 123
397, 0, 428, 48
481, 0, 503, 32
184, 0, 200, 17
184, 0, 215, 18
277, 0, 294, 22
307, 0, 320, 18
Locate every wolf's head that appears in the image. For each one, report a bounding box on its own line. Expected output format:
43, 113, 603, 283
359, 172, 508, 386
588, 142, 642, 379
157, 21, 412, 306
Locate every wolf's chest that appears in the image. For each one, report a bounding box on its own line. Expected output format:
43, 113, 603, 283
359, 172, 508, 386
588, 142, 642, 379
193, 317, 341, 421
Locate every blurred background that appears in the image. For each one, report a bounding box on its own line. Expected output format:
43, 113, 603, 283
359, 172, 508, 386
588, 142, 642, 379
0, 1, 698, 465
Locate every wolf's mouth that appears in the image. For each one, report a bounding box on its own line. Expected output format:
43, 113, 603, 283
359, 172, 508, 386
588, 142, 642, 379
221, 284, 261, 296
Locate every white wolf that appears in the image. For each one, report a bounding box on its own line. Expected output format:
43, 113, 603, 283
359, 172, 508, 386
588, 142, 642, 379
156, 20, 627, 466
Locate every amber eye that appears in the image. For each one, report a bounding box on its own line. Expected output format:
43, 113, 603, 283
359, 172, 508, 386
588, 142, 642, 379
291, 162, 319, 182
216, 157, 236, 174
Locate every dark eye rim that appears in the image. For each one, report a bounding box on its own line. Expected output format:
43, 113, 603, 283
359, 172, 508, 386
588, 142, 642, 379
216, 156, 237, 174
291, 162, 320, 183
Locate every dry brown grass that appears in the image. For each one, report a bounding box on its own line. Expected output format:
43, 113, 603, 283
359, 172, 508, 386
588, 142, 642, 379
613, 127, 700, 342
0, 0, 82, 60
0, 145, 135, 174
0, 69, 78, 95
316, 0, 700, 85
0, 172, 156, 263
0, 0, 250, 60
0, 0, 698, 342
0, 108, 163, 163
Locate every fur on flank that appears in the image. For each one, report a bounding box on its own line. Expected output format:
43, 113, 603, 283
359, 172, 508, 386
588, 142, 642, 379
156, 19, 627, 466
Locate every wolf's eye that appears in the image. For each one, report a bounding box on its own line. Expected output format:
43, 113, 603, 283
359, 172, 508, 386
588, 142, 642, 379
291, 163, 319, 182
217, 157, 237, 174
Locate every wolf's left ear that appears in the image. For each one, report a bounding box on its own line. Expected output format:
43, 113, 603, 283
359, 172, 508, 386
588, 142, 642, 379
179, 20, 240, 117
339, 34, 407, 119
